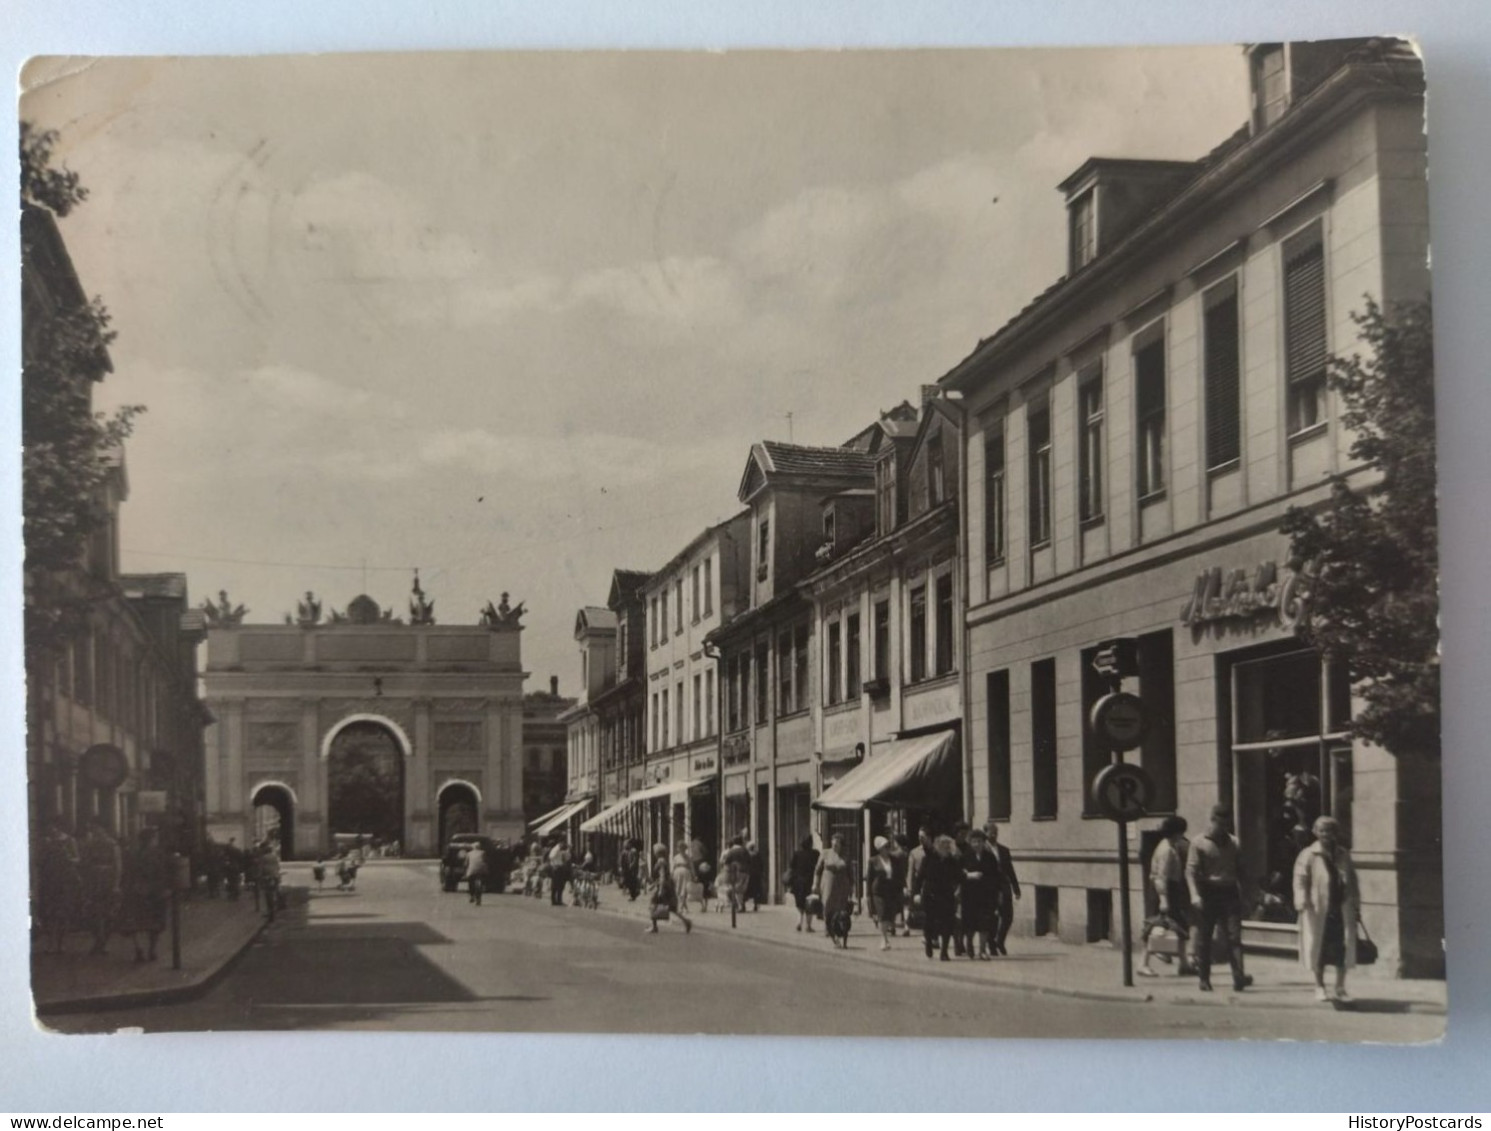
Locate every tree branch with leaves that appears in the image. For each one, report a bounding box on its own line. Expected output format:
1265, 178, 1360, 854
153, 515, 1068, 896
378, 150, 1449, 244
1282, 296, 1438, 758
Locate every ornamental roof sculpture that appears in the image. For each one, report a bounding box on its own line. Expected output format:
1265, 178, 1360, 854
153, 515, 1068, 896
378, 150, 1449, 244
201, 589, 247, 627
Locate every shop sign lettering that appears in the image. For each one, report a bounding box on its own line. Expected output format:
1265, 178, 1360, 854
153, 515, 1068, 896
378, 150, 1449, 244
1179, 561, 1311, 629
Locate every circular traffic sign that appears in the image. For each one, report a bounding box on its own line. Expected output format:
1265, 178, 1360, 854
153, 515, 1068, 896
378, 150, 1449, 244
1091, 692, 1149, 751
78, 744, 128, 791
1091, 762, 1155, 822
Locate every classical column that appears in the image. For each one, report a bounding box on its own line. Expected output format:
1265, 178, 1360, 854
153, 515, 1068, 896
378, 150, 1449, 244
223, 699, 245, 830
298, 698, 323, 857
409, 698, 433, 855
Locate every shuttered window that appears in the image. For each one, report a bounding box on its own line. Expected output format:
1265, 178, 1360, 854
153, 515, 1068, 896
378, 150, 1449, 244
1204, 278, 1242, 469
1134, 328, 1167, 497
1028, 400, 1052, 546
1078, 365, 1104, 521
985, 424, 1007, 563
1031, 658, 1058, 819
1284, 225, 1328, 434
987, 670, 1012, 821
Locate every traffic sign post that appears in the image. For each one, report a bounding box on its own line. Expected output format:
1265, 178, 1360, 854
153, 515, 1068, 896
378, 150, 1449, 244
1090, 694, 1156, 989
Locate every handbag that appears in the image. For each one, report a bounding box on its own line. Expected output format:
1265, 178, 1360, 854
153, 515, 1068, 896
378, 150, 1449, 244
1355, 918, 1379, 965
782, 868, 794, 889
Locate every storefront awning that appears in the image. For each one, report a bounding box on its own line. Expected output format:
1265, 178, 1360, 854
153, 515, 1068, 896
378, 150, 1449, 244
578, 778, 711, 834
812, 731, 959, 812
527, 802, 571, 831
533, 798, 593, 837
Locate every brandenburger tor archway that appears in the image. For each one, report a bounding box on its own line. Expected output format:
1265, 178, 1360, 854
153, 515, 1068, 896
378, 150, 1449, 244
200, 581, 527, 858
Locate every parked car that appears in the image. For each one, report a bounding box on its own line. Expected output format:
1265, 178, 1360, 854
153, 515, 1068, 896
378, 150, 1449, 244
440, 834, 513, 894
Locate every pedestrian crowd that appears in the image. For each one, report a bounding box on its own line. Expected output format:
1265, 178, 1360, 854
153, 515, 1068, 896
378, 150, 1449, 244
35, 822, 172, 963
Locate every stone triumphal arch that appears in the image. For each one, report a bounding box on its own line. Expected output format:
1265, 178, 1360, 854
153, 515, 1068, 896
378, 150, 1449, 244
202, 587, 528, 857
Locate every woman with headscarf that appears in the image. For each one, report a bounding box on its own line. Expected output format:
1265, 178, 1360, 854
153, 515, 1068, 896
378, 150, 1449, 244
1293, 815, 1360, 1003
787, 833, 820, 933
867, 835, 904, 951
915, 835, 963, 961
812, 832, 856, 946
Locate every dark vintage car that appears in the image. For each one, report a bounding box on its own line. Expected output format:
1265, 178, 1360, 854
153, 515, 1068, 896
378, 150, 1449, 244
440, 834, 514, 893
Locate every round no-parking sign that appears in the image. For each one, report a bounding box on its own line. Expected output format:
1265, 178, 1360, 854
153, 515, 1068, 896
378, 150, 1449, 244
1091, 762, 1155, 823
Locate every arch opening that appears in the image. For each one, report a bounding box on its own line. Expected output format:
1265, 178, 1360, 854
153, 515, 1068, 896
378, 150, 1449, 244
326, 721, 406, 853
250, 782, 296, 859
437, 780, 480, 848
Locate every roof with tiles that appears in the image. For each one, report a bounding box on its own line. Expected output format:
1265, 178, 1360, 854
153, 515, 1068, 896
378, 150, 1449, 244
758, 441, 876, 478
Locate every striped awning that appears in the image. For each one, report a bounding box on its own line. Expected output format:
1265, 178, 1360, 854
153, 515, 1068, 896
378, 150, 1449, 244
533, 798, 593, 837
812, 731, 959, 812
527, 802, 571, 831
578, 777, 710, 834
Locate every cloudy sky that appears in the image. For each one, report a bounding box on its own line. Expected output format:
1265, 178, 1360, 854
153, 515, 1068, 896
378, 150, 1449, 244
21, 48, 1249, 687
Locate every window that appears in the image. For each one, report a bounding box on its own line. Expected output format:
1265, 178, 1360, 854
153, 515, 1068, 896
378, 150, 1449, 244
987, 670, 1011, 820
693, 674, 702, 740
650, 597, 659, 648
1204, 277, 1243, 469
794, 624, 810, 714
726, 655, 741, 732
934, 573, 954, 676
1252, 44, 1289, 129
846, 612, 862, 699
77, 635, 95, 706
1070, 189, 1097, 272
928, 431, 947, 505
826, 620, 842, 705
985, 424, 1006, 564
675, 680, 684, 743
739, 653, 751, 731
1078, 367, 1104, 521
675, 580, 684, 635
705, 669, 715, 736
1283, 224, 1328, 435
1028, 399, 1052, 547
876, 455, 897, 535
873, 599, 891, 682
755, 640, 770, 723
691, 566, 701, 624
778, 631, 794, 715
758, 519, 770, 577
1135, 328, 1167, 498
653, 690, 661, 750
909, 585, 927, 683
659, 591, 668, 640
823, 509, 836, 547
703, 556, 713, 615
1031, 658, 1058, 818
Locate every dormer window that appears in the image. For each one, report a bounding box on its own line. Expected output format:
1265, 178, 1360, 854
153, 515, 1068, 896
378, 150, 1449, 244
1252, 44, 1290, 130
928, 431, 946, 505
823, 509, 836, 545
1070, 189, 1097, 272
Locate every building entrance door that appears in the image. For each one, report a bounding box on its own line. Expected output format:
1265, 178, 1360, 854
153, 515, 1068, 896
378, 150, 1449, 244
326, 721, 405, 852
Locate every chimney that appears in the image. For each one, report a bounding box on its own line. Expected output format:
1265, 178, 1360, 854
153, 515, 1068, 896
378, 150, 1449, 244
550, 675, 559, 697
920, 384, 942, 409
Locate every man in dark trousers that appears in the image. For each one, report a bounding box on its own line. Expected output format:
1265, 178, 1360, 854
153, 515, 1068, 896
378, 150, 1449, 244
1185, 805, 1253, 993
985, 820, 1022, 956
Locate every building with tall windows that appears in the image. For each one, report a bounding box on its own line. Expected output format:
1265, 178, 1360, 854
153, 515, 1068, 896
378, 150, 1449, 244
23, 201, 211, 883
943, 40, 1437, 974
580, 518, 749, 859
800, 394, 966, 877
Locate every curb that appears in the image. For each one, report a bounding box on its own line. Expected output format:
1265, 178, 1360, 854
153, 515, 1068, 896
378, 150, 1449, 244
34, 906, 277, 1018
590, 897, 1446, 1015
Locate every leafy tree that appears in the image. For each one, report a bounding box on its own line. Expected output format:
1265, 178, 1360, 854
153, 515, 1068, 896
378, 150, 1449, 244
21, 123, 143, 659
1281, 296, 1438, 757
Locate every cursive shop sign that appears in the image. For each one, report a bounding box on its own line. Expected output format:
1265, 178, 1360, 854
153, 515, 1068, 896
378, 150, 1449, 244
1179, 560, 1311, 629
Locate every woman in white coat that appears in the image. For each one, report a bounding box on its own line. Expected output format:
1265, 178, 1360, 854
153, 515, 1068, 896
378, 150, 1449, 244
1293, 815, 1359, 1003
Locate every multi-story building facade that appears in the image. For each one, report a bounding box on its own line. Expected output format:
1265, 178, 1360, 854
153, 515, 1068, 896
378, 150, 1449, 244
23, 202, 211, 883
550, 608, 616, 840
803, 395, 966, 872
943, 40, 1438, 974
588, 569, 651, 863
708, 442, 878, 893
523, 676, 576, 834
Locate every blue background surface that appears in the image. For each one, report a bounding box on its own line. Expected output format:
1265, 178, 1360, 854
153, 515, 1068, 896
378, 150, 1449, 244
3, 0, 1488, 1112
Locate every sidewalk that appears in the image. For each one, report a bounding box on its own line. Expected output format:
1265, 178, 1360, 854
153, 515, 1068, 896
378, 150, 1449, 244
31, 892, 272, 1017
587, 883, 1446, 1015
